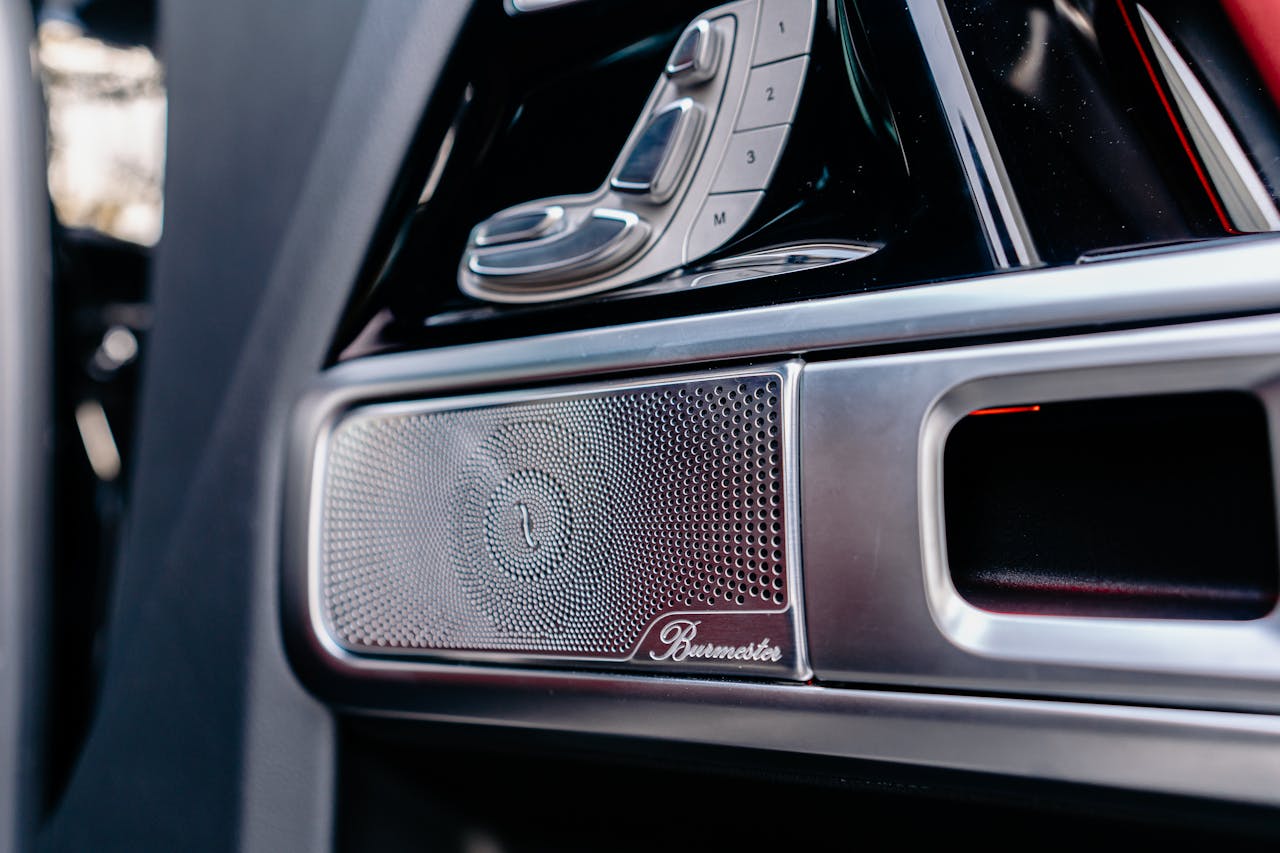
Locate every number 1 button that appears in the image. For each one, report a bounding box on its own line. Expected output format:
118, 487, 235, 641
752, 0, 816, 66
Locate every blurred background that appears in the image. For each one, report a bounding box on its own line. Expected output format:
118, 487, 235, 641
29, 0, 161, 806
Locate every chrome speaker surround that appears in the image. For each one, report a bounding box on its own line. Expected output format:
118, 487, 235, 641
307, 363, 808, 679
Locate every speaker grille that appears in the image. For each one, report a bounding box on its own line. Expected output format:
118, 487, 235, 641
318, 370, 790, 660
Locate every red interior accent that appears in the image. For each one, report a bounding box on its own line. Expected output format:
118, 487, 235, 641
1223, 0, 1280, 109
968, 405, 1041, 416
1115, 0, 1238, 234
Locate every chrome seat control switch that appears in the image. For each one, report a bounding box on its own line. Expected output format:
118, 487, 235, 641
666, 19, 721, 86
473, 205, 565, 247
457, 0, 819, 303
467, 209, 648, 286
611, 99, 703, 203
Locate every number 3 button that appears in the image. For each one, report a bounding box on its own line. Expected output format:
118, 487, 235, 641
712, 126, 790, 193
735, 56, 807, 131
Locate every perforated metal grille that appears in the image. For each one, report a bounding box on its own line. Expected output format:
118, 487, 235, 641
319, 371, 789, 657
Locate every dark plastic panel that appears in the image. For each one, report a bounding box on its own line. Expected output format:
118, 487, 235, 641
945, 392, 1279, 620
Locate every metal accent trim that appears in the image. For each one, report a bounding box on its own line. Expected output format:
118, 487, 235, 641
696, 240, 877, 270
904, 0, 1039, 268
800, 312, 1280, 714
355, 236, 1280, 394
466, 209, 649, 285
473, 205, 566, 247
1137, 5, 1280, 233
666, 18, 721, 85
915, 321, 1280, 678
506, 0, 590, 15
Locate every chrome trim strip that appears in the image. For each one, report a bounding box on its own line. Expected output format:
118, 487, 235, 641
506, 0, 589, 14
904, 0, 1039, 268
343, 236, 1280, 394
1137, 6, 1280, 233
781, 355, 809, 680
418, 85, 473, 206
697, 241, 878, 270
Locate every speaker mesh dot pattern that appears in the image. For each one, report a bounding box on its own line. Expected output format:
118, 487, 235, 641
319, 373, 788, 657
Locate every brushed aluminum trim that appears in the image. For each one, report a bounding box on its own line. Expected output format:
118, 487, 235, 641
920, 345, 1280, 678
802, 312, 1280, 712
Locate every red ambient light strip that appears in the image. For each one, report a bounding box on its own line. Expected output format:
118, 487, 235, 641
1116, 0, 1237, 234
968, 405, 1041, 417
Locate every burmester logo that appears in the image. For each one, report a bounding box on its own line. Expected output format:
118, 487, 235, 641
648, 619, 784, 663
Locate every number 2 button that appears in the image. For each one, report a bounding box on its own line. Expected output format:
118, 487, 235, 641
736, 57, 807, 131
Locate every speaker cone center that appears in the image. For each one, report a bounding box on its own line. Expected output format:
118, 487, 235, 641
482, 469, 572, 577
